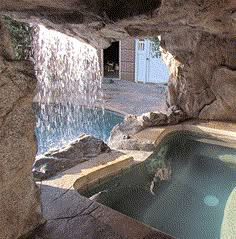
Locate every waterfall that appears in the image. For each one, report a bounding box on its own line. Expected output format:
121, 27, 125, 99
32, 25, 104, 155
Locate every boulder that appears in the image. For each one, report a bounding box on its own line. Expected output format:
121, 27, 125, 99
199, 67, 236, 120
142, 112, 168, 127
162, 30, 236, 120
33, 157, 86, 181
33, 134, 111, 180
109, 107, 186, 150
45, 134, 110, 159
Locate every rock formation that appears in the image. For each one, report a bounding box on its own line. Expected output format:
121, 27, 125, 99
161, 30, 236, 120
0, 19, 44, 239
109, 107, 186, 150
0, 0, 235, 238
0, 0, 235, 48
1, 0, 235, 120
33, 134, 110, 180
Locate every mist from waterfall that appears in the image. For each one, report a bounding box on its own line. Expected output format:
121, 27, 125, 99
32, 25, 106, 155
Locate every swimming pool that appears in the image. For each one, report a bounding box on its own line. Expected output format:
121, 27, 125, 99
33, 103, 124, 155
80, 132, 236, 239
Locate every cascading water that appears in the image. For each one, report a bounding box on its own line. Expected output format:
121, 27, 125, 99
32, 25, 109, 155
33, 25, 102, 107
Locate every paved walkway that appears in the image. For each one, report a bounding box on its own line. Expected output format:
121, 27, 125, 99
101, 79, 168, 115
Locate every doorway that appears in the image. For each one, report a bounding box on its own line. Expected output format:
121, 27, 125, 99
135, 39, 169, 83
103, 41, 120, 79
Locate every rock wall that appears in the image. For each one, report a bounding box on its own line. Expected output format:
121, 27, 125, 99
0, 19, 43, 239
0, 0, 235, 48
0, 0, 235, 237
161, 30, 236, 120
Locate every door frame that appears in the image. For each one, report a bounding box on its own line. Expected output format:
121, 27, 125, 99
101, 41, 121, 80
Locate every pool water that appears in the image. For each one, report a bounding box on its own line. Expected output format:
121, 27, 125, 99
33, 103, 123, 155
81, 132, 236, 239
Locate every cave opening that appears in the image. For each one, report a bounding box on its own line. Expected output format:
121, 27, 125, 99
32, 32, 170, 179
1, 5, 236, 237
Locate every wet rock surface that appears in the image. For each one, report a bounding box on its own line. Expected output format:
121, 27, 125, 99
33, 134, 111, 180
109, 106, 187, 150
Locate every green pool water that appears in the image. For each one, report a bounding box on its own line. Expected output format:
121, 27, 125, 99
81, 132, 236, 239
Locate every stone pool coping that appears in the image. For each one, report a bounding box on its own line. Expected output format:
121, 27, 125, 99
39, 182, 174, 239
133, 120, 236, 150
39, 150, 171, 239
38, 119, 236, 239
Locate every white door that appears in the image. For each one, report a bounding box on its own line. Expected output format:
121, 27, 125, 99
135, 40, 147, 83
135, 39, 169, 83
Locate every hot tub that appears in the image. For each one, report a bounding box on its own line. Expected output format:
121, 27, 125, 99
79, 131, 236, 239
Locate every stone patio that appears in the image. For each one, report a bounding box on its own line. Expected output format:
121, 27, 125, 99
100, 79, 168, 115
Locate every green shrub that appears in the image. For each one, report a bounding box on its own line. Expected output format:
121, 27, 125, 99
149, 36, 161, 58
2, 15, 33, 60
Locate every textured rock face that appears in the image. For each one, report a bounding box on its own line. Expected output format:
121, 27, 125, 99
0, 0, 235, 121
46, 134, 110, 159
0, 0, 235, 237
0, 19, 43, 239
0, 0, 235, 48
33, 134, 111, 180
109, 107, 186, 150
161, 30, 236, 120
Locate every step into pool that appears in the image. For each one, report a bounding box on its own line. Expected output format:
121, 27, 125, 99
80, 132, 236, 239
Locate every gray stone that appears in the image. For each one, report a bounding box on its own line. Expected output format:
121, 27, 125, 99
33, 134, 111, 180
162, 31, 236, 120
0, 0, 235, 48
45, 134, 110, 159
167, 106, 187, 125
142, 112, 168, 127
32, 182, 173, 239
199, 67, 236, 120
109, 108, 186, 150
33, 157, 87, 181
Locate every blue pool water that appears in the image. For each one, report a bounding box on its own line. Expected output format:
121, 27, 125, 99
33, 103, 123, 155
81, 132, 236, 239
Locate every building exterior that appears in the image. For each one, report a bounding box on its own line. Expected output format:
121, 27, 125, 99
120, 39, 136, 81
101, 38, 169, 84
